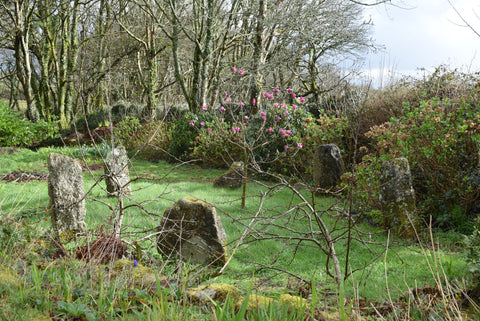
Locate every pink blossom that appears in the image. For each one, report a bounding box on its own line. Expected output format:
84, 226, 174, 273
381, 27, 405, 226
269, 93, 274, 99
244, 116, 249, 120
226, 97, 232, 103
299, 97, 306, 103
238, 102, 245, 106
297, 142, 303, 149
260, 111, 266, 116
200, 121, 205, 126
224, 92, 228, 97
239, 69, 244, 75
220, 106, 225, 111
263, 92, 269, 98
207, 128, 211, 133
268, 127, 274, 133
291, 93, 296, 98
292, 105, 297, 110
273, 87, 280, 93
231, 127, 236, 133
273, 103, 279, 108
286, 88, 293, 93
189, 120, 195, 126
236, 127, 240, 132
262, 116, 266, 121
284, 110, 289, 115
252, 98, 256, 105
232, 66, 237, 72
276, 116, 281, 121
284, 145, 289, 151
202, 105, 207, 111
286, 130, 292, 135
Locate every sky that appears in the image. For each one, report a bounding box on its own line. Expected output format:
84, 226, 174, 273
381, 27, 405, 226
362, 0, 480, 87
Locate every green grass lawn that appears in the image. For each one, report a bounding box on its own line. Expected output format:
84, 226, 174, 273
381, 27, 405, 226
0, 146, 472, 320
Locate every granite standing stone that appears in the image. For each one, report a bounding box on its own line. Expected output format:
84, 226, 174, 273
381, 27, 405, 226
104, 146, 131, 196
379, 157, 418, 238
157, 197, 227, 266
47, 153, 86, 240
313, 144, 344, 190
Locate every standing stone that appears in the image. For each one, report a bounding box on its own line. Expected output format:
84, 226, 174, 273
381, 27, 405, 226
313, 144, 344, 190
104, 146, 131, 196
157, 197, 227, 266
213, 161, 244, 189
47, 153, 86, 241
379, 157, 418, 238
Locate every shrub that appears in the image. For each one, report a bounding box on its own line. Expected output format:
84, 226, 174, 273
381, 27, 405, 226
0, 102, 58, 147
115, 117, 171, 161
356, 94, 480, 232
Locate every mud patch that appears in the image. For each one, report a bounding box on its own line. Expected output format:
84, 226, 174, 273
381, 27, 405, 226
1, 171, 48, 182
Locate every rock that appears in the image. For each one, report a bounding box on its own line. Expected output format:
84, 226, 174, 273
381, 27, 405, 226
156, 197, 228, 266
235, 294, 274, 310
104, 146, 131, 196
187, 283, 241, 304
379, 157, 418, 238
280, 294, 309, 310
213, 161, 244, 189
0, 268, 19, 288
313, 144, 344, 190
47, 153, 86, 241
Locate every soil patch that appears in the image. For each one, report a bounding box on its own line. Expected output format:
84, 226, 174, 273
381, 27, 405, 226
0, 148, 19, 155
1, 171, 48, 182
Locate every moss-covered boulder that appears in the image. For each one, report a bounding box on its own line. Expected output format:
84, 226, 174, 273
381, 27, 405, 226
235, 294, 275, 310
187, 283, 241, 304
112, 259, 165, 286
156, 197, 227, 266
0, 268, 19, 288
213, 161, 244, 189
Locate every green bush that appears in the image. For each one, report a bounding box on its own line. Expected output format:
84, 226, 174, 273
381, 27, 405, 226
0, 102, 58, 147
115, 117, 171, 161
356, 94, 480, 232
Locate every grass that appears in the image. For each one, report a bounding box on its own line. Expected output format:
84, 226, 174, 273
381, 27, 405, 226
0, 146, 476, 320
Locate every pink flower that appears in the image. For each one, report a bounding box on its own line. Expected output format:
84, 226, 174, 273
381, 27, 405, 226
268, 127, 273, 133
291, 93, 296, 98
260, 111, 266, 116
286, 130, 292, 135
297, 142, 303, 149
284, 110, 289, 115
202, 105, 207, 111
239, 69, 244, 75
252, 98, 256, 105
273, 87, 280, 93
207, 128, 211, 133
276, 116, 281, 121
269, 93, 273, 99
262, 116, 266, 121
286, 88, 293, 93
231, 127, 236, 133
299, 97, 306, 103
284, 145, 289, 151
238, 102, 245, 106
224, 92, 228, 97
263, 92, 269, 98
200, 121, 205, 126
292, 105, 297, 110
226, 97, 232, 103
232, 66, 237, 72
273, 103, 279, 108
244, 116, 249, 120
189, 120, 195, 126
236, 127, 240, 132
220, 106, 225, 111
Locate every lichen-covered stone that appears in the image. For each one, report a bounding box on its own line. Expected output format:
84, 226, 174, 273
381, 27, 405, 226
280, 294, 309, 310
112, 259, 166, 286
104, 146, 131, 196
379, 157, 418, 238
47, 153, 86, 241
313, 144, 344, 190
156, 197, 227, 266
213, 161, 244, 189
235, 294, 274, 310
187, 283, 240, 304
0, 268, 19, 288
